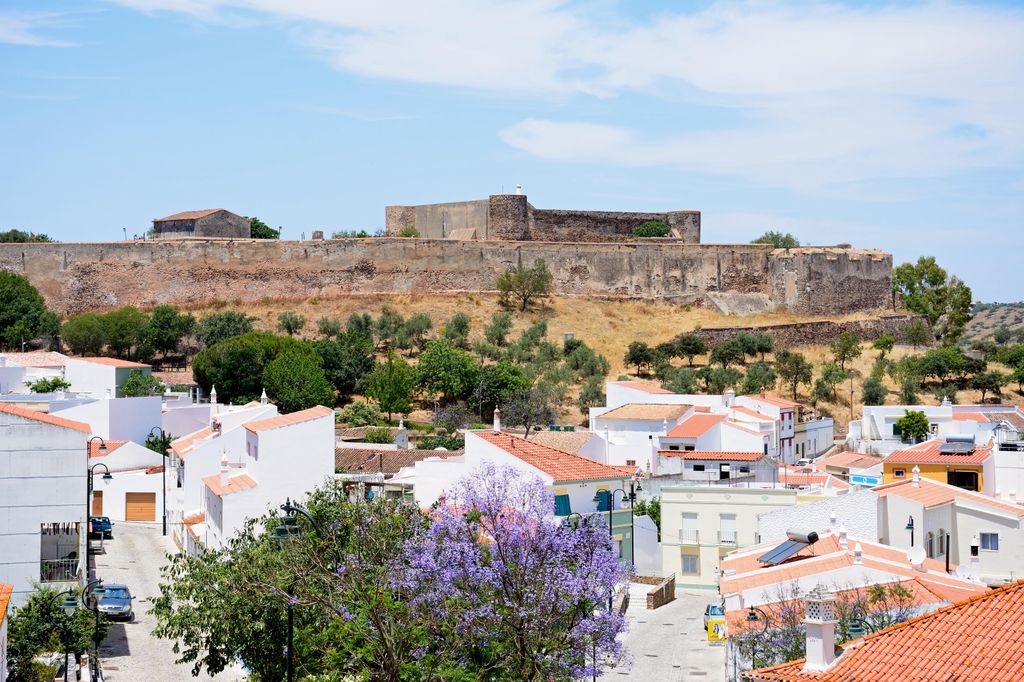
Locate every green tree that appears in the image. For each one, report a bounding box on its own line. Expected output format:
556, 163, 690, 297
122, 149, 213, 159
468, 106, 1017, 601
577, 375, 605, 414
751, 231, 800, 248
0, 272, 50, 350
365, 350, 413, 420
195, 311, 254, 348
675, 334, 708, 366
497, 259, 553, 312
337, 400, 384, 427
696, 366, 743, 393
661, 367, 698, 394
830, 331, 862, 371
346, 312, 375, 344
741, 362, 777, 394
101, 306, 149, 358
249, 216, 280, 239
776, 350, 813, 400
62, 313, 107, 356
819, 362, 849, 401
972, 370, 1007, 403
476, 361, 532, 418
363, 427, 393, 444
633, 498, 661, 539
192, 332, 315, 404
276, 310, 306, 336
443, 312, 471, 349
415, 339, 480, 402
862, 376, 888, 406
811, 377, 832, 408
624, 341, 656, 375
145, 429, 174, 455
893, 257, 973, 344
0, 229, 52, 243
941, 278, 973, 345
262, 348, 334, 412
872, 334, 895, 359
904, 319, 931, 349
313, 332, 375, 398
895, 409, 930, 441
121, 369, 164, 397
146, 305, 195, 358
994, 327, 1013, 345
502, 387, 559, 436
710, 339, 745, 369
26, 376, 71, 393
484, 311, 513, 347
631, 219, 670, 238
373, 306, 405, 349
403, 312, 433, 352
316, 316, 342, 339
898, 379, 921, 404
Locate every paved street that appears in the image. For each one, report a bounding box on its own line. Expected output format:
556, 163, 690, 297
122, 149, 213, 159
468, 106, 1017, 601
616, 583, 726, 681
93, 521, 245, 681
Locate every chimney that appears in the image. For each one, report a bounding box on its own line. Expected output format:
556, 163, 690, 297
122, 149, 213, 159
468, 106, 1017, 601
853, 542, 863, 564
829, 512, 837, 532
492, 407, 501, 433
911, 465, 921, 487
395, 419, 410, 449
941, 395, 951, 407
1010, 490, 1017, 504
219, 450, 230, 489
802, 585, 839, 672
838, 524, 848, 550
970, 534, 981, 582
210, 385, 218, 405
260, 388, 268, 405
514, 183, 523, 195
724, 388, 735, 407
105, 388, 112, 400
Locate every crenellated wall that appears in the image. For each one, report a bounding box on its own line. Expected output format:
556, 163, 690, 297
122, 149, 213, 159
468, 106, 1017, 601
0, 240, 891, 315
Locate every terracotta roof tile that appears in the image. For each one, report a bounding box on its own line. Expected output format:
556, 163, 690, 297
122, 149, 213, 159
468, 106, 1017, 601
88, 440, 128, 458
474, 431, 627, 483
202, 472, 258, 497
182, 511, 205, 526
244, 405, 334, 433
597, 403, 691, 421
612, 380, 672, 394
154, 208, 226, 221
334, 447, 463, 475
659, 450, 764, 461
0, 402, 92, 433
0, 582, 12, 628
746, 580, 1024, 681
952, 411, 990, 422
71, 356, 151, 368
874, 477, 1024, 517
0, 351, 68, 368
886, 439, 992, 465
744, 394, 798, 409
666, 413, 725, 438
525, 430, 594, 455
725, 420, 768, 435
169, 426, 213, 458
731, 406, 774, 420
817, 451, 882, 470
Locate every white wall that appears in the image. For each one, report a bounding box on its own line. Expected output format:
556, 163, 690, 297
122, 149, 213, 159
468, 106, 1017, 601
90, 468, 164, 522
633, 515, 660, 575
64, 359, 119, 398
0, 365, 26, 394
994, 449, 1024, 500
53, 397, 163, 444
758, 490, 877, 545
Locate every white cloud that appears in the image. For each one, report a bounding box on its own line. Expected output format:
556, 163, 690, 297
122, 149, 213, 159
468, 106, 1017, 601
105, 0, 1024, 191
0, 11, 79, 47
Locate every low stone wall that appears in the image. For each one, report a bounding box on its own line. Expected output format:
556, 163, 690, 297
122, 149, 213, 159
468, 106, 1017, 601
646, 573, 676, 610
529, 208, 700, 243
686, 314, 927, 349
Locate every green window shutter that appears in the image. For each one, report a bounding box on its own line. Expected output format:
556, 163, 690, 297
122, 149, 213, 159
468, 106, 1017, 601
554, 494, 572, 516
596, 490, 611, 512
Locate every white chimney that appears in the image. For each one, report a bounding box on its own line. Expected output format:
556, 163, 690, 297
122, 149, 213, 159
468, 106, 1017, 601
838, 524, 848, 550
492, 407, 501, 433
724, 388, 735, 407
219, 450, 230, 489
941, 395, 952, 407
911, 465, 921, 487
514, 183, 523, 195
802, 585, 839, 672
105, 388, 112, 400
970, 534, 981, 582
853, 542, 863, 564
1010, 490, 1017, 504
210, 385, 218, 405
829, 512, 838, 532
260, 388, 268, 405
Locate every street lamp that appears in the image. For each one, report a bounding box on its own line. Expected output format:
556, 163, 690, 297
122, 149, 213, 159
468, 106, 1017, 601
148, 426, 171, 536
846, 617, 875, 640
905, 516, 915, 547
593, 476, 641, 611
746, 606, 770, 670
86, 437, 111, 578
80, 580, 106, 682
47, 588, 79, 682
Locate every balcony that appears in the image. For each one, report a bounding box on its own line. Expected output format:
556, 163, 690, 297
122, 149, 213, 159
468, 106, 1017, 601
679, 529, 700, 545
41, 558, 80, 583
718, 529, 737, 546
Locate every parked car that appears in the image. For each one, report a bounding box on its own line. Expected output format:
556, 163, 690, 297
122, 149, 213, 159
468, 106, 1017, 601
796, 458, 814, 468
98, 584, 134, 621
89, 516, 113, 540
703, 602, 725, 629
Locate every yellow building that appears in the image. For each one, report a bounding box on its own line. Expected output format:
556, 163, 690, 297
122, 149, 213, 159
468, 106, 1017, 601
882, 438, 992, 493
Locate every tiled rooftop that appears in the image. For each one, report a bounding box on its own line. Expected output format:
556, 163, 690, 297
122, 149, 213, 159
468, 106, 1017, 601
746, 580, 1024, 681
155, 208, 224, 221
202, 472, 258, 497
244, 405, 334, 433
658, 450, 764, 461
71, 356, 151, 368
612, 380, 673, 394
169, 426, 213, 458
0, 402, 92, 433
666, 413, 725, 438
874, 476, 1024, 517
334, 447, 463, 475
886, 439, 992, 465
744, 394, 798, 409
597, 403, 691, 421
0, 351, 68, 368
88, 439, 128, 458
817, 451, 883, 470
474, 431, 628, 483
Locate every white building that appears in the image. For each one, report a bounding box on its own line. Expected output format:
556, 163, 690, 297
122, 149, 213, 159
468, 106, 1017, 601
64, 357, 154, 399
0, 403, 89, 607
848, 402, 1024, 456
88, 440, 166, 522
0, 583, 10, 680
874, 473, 1024, 586
52, 395, 163, 444
659, 486, 799, 588
196, 405, 336, 553
0, 351, 67, 394
757, 489, 879, 545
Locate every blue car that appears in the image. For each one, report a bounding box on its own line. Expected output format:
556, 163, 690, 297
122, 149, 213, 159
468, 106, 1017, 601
89, 516, 113, 540
98, 584, 134, 622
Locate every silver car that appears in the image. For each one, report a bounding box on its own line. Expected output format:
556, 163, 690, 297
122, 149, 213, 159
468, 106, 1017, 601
98, 584, 134, 621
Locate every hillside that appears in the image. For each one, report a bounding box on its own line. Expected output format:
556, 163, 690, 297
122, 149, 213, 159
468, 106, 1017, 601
963, 302, 1024, 345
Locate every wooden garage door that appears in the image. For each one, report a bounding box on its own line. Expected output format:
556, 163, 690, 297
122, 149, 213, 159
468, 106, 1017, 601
125, 492, 156, 521
92, 490, 103, 516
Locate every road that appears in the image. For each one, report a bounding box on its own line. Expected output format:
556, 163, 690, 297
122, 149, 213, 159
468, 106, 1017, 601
93, 521, 246, 681
616, 583, 726, 681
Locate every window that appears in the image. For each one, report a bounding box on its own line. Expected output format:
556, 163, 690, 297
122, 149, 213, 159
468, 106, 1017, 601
693, 464, 705, 472
681, 554, 699, 574
894, 469, 906, 478
626, 459, 636, 466
926, 532, 935, 559
980, 532, 1000, 551
739, 466, 750, 473
684, 445, 696, 451
930, 423, 938, 434
554, 493, 572, 516
719, 514, 737, 545
938, 529, 945, 555
669, 445, 680, 451
595, 489, 611, 512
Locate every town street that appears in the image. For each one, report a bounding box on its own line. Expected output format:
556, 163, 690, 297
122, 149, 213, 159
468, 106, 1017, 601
93, 521, 245, 681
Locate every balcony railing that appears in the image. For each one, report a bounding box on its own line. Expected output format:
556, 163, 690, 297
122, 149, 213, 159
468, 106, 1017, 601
41, 558, 80, 583
679, 529, 699, 545
718, 530, 737, 546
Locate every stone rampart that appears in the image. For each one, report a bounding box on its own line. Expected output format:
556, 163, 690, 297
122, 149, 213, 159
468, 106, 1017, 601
686, 314, 927, 349
0, 240, 891, 316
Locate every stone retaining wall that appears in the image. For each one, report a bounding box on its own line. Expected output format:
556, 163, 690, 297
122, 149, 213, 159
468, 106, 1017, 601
686, 314, 927, 349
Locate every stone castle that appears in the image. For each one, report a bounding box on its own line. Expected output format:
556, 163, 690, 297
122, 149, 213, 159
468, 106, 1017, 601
0, 194, 893, 316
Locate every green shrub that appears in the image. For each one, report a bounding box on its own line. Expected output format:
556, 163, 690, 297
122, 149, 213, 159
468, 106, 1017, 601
337, 400, 383, 427
398, 226, 420, 238
631, 220, 670, 238
364, 427, 394, 444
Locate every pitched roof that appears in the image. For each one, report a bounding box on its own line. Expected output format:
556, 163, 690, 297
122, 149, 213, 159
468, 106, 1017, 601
88, 439, 128, 458
744, 394, 798, 409
659, 450, 765, 461
724, 420, 769, 436
244, 405, 334, 433
334, 447, 463, 475
0, 351, 68, 368
169, 426, 213, 458
71, 356, 151, 368
182, 511, 205, 526
817, 451, 882, 470
525, 430, 594, 455
731, 406, 774, 420
154, 208, 226, 222
0, 582, 12, 628
202, 472, 258, 497
873, 476, 1024, 517
0, 402, 92, 433
666, 413, 726, 438
597, 403, 690, 421
886, 439, 992, 465
745, 580, 1024, 682
612, 380, 672, 394
474, 431, 628, 483
776, 468, 851, 490
952, 411, 990, 422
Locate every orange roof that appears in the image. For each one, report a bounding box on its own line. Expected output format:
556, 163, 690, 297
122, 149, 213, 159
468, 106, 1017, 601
886, 439, 992, 465
725, 420, 768, 436
613, 380, 672, 394
0, 582, 13, 628
776, 469, 850, 490
952, 411, 989, 422
659, 450, 764, 461
874, 477, 1024, 517
666, 413, 725, 438
746, 580, 1024, 682
731, 406, 774, 420
202, 472, 258, 497
474, 431, 628, 483
0, 402, 92, 433
182, 511, 206, 526
817, 451, 882, 470
611, 464, 641, 476
88, 439, 128, 458
597, 403, 691, 421
169, 426, 213, 458
72, 356, 151, 368
243, 405, 334, 433
155, 208, 226, 221
744, 394, 798, 409
0, 351, 68, 368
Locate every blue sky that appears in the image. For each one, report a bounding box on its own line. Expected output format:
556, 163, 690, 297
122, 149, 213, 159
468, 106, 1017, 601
1, 1, 1022, 301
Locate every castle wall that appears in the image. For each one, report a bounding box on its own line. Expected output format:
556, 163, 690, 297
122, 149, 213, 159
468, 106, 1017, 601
529, 208, 700, 243
0, 240, 891, 316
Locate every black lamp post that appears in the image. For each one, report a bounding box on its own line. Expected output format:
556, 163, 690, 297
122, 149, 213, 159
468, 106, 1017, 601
86, 438, 111, 578
148, 426, 170, 536
593, 477, 641, 611
80, 579, 106, 682
273, 498, 325, 682
846, 617, 875, 640
745, 606, 770, 670
47, 588, 80, 682
905, 516, 915, 547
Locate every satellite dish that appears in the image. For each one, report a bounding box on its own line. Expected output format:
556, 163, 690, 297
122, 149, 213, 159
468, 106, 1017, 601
956, 565, 971, 579
907, 546, 927, 566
